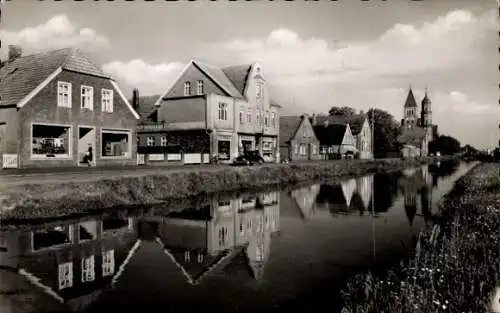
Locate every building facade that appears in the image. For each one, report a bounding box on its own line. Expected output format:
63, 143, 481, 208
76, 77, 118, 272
279, 115, 321, 162
149, 59, 280, 164
312, 114, 373, 159
313, 122, 357, 160
398, 87, 438, 157
0, 46, 140, 169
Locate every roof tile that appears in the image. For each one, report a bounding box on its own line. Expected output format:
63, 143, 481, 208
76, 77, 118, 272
279, 116, 303, 146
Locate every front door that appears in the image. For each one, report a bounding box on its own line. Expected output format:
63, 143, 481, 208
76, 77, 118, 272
242, 140, 252, 152
78, 127, 96, 166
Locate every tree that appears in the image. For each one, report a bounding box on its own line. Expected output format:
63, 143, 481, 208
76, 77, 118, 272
367, 108, 401, 158
328, 106, 357, 116
431, 135, 461, 155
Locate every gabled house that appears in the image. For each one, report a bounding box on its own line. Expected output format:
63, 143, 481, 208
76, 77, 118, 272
0, 215, 140, 310
313, 122, 357, 160
312, 113, 373, 159
0, 46, 140, 169
279, 115, 320, 162
150, 59, 281, 164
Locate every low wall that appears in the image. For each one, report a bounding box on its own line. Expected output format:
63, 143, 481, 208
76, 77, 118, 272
0, 155, 456, 221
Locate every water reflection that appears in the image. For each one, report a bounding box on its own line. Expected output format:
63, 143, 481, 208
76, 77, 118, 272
0, 160, 471, 313
0, 214, 139, 311
155, 191, 281, 285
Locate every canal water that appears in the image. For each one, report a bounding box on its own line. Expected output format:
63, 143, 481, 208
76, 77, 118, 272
0, 160, 476, 313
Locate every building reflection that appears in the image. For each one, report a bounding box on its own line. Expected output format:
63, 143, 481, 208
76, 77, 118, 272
315, 178, 357, 215
286, 184, 321, 220
0, 214, 140, 310
156, 191, 281, 285
399, 165, 435, 227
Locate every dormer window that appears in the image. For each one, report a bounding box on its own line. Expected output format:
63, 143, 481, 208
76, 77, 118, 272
197, 80, 204, 95
184, 82, 191, 96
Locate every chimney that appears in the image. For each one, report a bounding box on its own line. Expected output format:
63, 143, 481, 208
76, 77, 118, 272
132, 88, 139, 110
359, 110, 364, 115
8, 45, 22, 62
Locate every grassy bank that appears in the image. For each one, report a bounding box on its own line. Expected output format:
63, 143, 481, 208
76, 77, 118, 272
340, 162, 500, 313
0, 156, 453, 221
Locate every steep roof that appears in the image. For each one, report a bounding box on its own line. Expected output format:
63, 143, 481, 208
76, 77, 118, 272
314, 114, 367, 135
131, 95, 160, 121
0, 48, 109, 106
279, 115, 304, 146
193, 60, 244, 99
222, 64, 252, 96
404, 88, 418, 108
313, 123, 347, 146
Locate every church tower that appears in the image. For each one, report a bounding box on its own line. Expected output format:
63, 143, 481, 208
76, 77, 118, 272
421, 87, 432, 127
402, 87, 418, 128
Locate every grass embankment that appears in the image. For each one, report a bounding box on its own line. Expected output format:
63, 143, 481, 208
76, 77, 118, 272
340, 162, 500, 313
0, 156, 452, 221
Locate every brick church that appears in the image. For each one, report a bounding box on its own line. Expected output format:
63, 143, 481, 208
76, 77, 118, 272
398, 87, 438, 157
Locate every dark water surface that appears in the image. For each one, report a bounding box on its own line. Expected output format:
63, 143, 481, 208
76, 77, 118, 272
0, 160, 477, 313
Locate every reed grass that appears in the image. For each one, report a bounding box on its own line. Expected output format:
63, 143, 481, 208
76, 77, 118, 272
340, 163, 500, 313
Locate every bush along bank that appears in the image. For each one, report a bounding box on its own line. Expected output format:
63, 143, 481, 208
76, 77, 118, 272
0, 155, 455, 221
340, 162, 500, 313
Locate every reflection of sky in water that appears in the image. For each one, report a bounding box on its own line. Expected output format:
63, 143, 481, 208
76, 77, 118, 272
0, 161, 477, 313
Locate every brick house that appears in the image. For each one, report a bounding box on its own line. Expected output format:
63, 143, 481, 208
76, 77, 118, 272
0, 215, 140, 309
279, 115, 320, 162
313, 122, 358, 159
0, 46, 140, 169
312, 114, 373, 159
150, 59, 281, 164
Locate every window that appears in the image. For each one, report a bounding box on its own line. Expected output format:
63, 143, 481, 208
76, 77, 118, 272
256, 111, 261, 125
58, 262, 73, 290
256, 81, 264, 99
81, 86, 94, 110
271, 112, 276, 127
160, 136, 167, 146
294, 144, 298, 154
239, 110, 244, 124
81, 255, 95, 283
197, 80, 204, 95
31, 124, 71, 159
239, 222, 244, 235
184, 81, 191, 96
311, 144, 316, 154
218, 226, 228, 247
57, 82, 72, 108
247, 109, 252, 124
218, 103, 228, 121
102, 250, 115, 277
218, 140, 231, 160
184, 251, 191, 262
197, 253, 203, 263
101, 89, 113, 113
101, 129, 131, 158
265, 111, 269, 126
147, 136, 155, 147
300, 144, 306, 156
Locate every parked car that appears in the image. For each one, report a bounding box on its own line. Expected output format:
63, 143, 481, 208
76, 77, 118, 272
233, 150, 265, 166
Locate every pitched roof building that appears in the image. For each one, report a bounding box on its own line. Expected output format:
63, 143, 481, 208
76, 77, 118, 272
0, 46, 139, 169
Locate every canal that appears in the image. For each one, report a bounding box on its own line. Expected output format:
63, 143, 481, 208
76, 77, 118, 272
0, 160, 477, 313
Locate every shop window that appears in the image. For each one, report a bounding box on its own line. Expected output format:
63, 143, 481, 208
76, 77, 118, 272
218, 140, 231, 160
101, 130, 131, 158
31, 124, 71, 159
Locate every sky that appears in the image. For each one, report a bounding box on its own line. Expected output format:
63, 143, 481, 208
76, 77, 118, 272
1, 0, 499, 149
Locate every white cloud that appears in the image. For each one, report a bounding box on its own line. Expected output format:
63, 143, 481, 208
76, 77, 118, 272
102, 59, 185, 95
203, 8, 497, 86
0, 15, 109, 56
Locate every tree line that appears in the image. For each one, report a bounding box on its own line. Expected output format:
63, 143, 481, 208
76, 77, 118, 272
327, 106, 463, 157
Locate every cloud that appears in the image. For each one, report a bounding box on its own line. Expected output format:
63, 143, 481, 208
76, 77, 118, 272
202, 8, 497, 86
0, 15, 109, 56
102, 59, 185, 95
